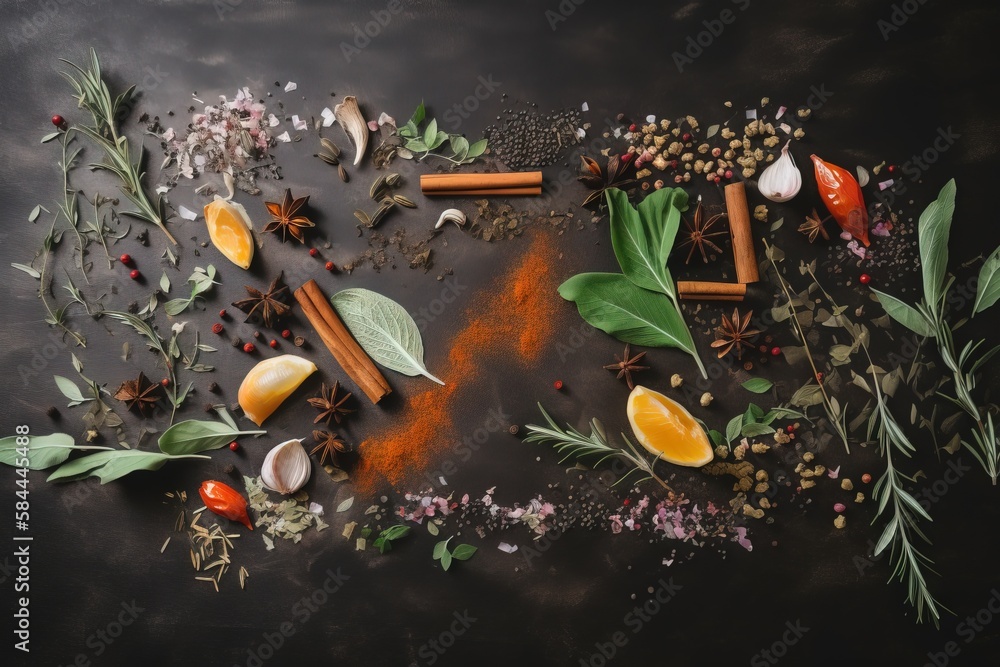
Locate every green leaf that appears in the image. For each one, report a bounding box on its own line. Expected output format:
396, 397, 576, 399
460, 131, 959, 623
742, 378, 774, 394
466, 138, 487, 158
11, 263, 41, 279
409, 102, 425, 127
53, 375, 87, 406
917, 179, 957, 312
46, 450, 207, 483
725, 415, 743, 443
449, 135, 469, 160
157, 420, 265, 455
405, 138, 428, 153
337, 496, 355, 512
558, 273, 698, 355
331, 288, 444, 385
0, 433, 100, 470
41, 132, 61, 143
163, 298, 191, 316
440, 549, 453, 571
741, 423, 776, 437
29, 204, 43, 222
451, 544, 477, 561
423, 118, 438, 147
607, 187, 687, 298
871, 288, 935, 338
707, 429, 725, 447
432, 131, 449, 150
160, 272, 171, 293
973, 245, 1000, 315
790, 383, 824, 408
433, 537, 452, 560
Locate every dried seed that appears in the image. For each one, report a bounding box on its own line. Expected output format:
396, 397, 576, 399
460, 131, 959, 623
353, 209, 371, 226
338, 165, 349, 182
320, 138, 341, 157
393, 194, 416, 208
385, 172, 401, 187
318, 152, 339, 166
160, 537, 171, 553
369, 175, 387, 200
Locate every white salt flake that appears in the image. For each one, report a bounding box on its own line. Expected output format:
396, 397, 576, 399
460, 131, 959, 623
498, 542, 518, 554
155, 186, 170, 195
178, 205, 198, 221
320, 107, 335, 127
581, 102, 589, 112
645, 114, 656, 123
613, 127, 622, 138
576, 127, 586, 139
779, 123, 792, 135
308, 502, 324, 516
878, 179, 894, 191
775, 106, 786, 120
161, 128, 175, 142
284, 81, 297, 92
438, 476, 447, 487
291, 115, 307, 131
745, 109, 757, 120
268, 113, 280, 128
276, 131, 291, 143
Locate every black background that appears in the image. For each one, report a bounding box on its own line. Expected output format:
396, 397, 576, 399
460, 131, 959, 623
2, 1, 1000, 665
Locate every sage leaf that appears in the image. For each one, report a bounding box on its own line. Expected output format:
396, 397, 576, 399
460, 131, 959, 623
433, 537, 452, 560
423, 118, 438, 147
973, 245, 1000, 315
558, 273, 698, 355
790, 383, 824, 408
871, 288, 935, 338
29, 204, 43, 222
607, 187, 687, 298
917, 179, 957, 312
53, 375, 87, 406
725, 414, 743, 443
741, 378, 774, 394
41, 132, 61, 143
331, 288, 444, 385
47, 450, 209, 484
158, 420, 266, 455
0, 433, 109, 470
467, 139, 487, 158
11, 263, 41, 279
741, 423, 776, 438
160, 272, 171, 293
451, 544, 477, 561
337, 496, 355, 513
440, 549, 453, 571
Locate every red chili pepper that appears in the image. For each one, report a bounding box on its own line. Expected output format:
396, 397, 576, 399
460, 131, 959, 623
198, 480, 253, 530
810, 155, 869, 246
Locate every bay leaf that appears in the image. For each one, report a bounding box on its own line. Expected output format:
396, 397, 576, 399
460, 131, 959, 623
917, 180, 956, 314
871, 288, 935, 338
973, 245, 1000, 315
158, 420, 266, 455
0, 433, 103, 470
742, 378, 774, 394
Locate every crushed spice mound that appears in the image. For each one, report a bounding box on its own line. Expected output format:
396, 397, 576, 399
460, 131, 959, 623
353, 232, 560, 493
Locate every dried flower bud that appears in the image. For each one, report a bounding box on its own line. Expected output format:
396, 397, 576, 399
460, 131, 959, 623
670, 374, 684, 388
700, 392, 713, 406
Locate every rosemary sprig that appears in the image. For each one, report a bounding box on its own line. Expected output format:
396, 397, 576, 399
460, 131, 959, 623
806, 266, 943, 624
763, 240, 850, 452
523, 404, 671, 491
60, 48, 177, 245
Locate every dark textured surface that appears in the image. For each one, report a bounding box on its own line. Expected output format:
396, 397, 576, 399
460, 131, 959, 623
2, 1, 1000, 665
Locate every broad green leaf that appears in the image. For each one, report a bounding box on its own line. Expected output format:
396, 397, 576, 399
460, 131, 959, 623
451, 544, 477, 561
467, 138, 488, 158
29, 204, 42, 222
337, 496, 354, 512
871, 288, 935, 338
917, 179, 956, 311
0, 433, 100, 470
432, 131, 449, 150
53, 375, 87, 405
725, 414, 743, 443
159, 272, 171, 293
607, 187, 687, 298
433, 537, 452, 560
409, 102, 425, 127
46, 450, 207, 483
741, 378, 774, 394
741, 423, 776, 438
423, 118, 438, 147
158, 420, 265, 455
707, 430, 725, 447
449, 135, 469, 160
440, 549, 453, 571
557, 273, 697, 356
41, 132, 61, 143
790, 383, 824, 408
973, 245, 1000, 315
11, 263, 40, 279
405, 138, 428, 153
331, 288, 444, 385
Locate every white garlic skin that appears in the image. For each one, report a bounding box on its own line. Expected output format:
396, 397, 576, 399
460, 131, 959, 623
261, 438, 312, 495
757, 140, 802, 203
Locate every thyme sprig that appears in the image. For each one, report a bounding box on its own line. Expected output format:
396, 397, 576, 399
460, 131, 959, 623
524, 404, 671, 491
60, 48, 177, 244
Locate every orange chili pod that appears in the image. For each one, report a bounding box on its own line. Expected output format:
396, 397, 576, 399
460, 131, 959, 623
810, 154, 870, 246
199, 480, 254, 530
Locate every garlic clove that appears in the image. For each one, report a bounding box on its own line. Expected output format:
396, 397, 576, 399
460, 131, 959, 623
333, 95, 369, 167
435, 208, 467, 229
261, 438, 312, 495
757, 140, 802, 203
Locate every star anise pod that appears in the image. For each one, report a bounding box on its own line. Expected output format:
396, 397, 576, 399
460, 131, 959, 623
310, 430, 350, 466
710, 308, 762, 360
798, 208, 831, 243
678, 196, 727, 263
263, 188, 315, 243
578, 153, 636, 207
307, 381, 354, 426
603, 343, 649, 390
231, 273, 290, 328
113, 372, 161, 415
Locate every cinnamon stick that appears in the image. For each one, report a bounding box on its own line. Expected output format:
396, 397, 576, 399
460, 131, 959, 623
678, 280, 747, 301
293, 280, 391, 404
724, 181, 760, 284
421, 186, 541, 197
420, 171, 542, 193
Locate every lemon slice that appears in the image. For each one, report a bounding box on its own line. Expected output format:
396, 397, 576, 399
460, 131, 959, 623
204, 196, 254, 270
626, 385, 714, 467
238, 355, 317, 426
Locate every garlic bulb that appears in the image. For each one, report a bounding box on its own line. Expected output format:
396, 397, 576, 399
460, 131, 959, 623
261, 438, 311, 495
757, 140, 802, 203
333, 95, 369, 166
435, 208, 466, 229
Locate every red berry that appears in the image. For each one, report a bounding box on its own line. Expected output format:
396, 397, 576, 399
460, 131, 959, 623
771, 346, 781, 356
713, 176, 721, 183
628, 123, 637, 132
553, 380, 564, 390
816, 371, 825, 382
160, 378, 170, 387
325, 261, 335, 271
862, 473, 873, 484
682, 132, 692, 142
129, 269, 141, 280
859, 273, 871, 285
269, 339, 278, 349
219, 309, 228, 318
309, 248, 318, 257
887, 165, 896, 174
229, 441, 239, 452
725, 170, 734, 179
670, 160, 679, 169
211, 322, 224, 335
620, 153, 632, 163
281, 329, 292, 339
52, 114, 65, 128
243, 343, 256, 353
119, 253, 132, 265
786, 424, 796, 433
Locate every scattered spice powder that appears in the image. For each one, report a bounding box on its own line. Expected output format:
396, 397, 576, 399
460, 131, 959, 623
353, 232, 560, 492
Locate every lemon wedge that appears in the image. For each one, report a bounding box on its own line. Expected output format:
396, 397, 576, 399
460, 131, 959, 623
626, 385, 714, 467
238, 355, 317, 426
204, 196, 255, 270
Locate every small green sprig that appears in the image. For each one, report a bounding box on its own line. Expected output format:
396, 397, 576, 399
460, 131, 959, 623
432, 536, 477, 571
60, 48, 177, 245
373, 525, 411, 554
523, 404, 671, 491
397, 102, 487, 165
